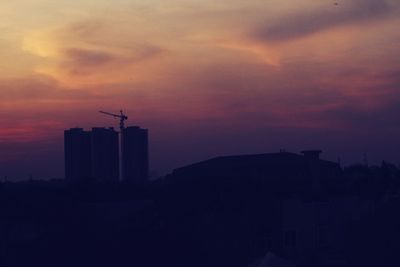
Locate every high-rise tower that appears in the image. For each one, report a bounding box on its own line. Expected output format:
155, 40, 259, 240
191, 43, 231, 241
91, 127, 119, 182
122, 126, 149, 183
64, 128, 91, 181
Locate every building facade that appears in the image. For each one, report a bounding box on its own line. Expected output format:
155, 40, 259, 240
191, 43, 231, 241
64, 128, 91, 181
64, 126, 148, 183
91, 127, 119, 182
122, 126, 149, 183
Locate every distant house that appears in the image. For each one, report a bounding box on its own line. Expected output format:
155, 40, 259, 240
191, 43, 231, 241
171, 150, 341, 191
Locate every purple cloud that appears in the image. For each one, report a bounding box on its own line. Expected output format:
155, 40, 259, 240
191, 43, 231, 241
255, 0, 391, 42
65, 48, 115, 66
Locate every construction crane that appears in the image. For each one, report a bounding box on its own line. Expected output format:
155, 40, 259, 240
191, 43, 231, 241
99, 110, 128, 181
99, 110, 128, 130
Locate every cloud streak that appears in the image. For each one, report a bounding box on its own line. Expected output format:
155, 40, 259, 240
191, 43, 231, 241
255, 0, 392, 42
65, 48, 114, 66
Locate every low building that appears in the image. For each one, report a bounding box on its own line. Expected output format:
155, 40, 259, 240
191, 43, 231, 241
172, 151, 341, 191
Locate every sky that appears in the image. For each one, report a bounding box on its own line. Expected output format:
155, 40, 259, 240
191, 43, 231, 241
1, 0, 400, 180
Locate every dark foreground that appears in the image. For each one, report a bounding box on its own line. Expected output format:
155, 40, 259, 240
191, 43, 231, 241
1, 163, 400, 267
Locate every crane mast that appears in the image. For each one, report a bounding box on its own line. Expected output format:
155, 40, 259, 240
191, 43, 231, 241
99, 110, 128, 181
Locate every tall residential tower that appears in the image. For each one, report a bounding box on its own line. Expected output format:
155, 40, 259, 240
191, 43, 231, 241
122, 126, 149, 183
64, 128, 91, 181
91, 127, 119, 182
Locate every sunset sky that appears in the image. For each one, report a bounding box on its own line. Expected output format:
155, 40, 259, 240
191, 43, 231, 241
1, 0, 400, 180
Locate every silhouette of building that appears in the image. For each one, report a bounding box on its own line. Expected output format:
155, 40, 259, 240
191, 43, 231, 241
91, 127, 119, 182
64, 125, 148, 183
301, 150, 323, 192
122, 126, 149, 183
172, 150, 340, 187
64, 128, 91, 181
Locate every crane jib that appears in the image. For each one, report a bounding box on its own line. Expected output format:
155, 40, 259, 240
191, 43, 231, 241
99, 110, 128, 130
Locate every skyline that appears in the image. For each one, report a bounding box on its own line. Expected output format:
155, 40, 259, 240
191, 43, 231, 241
1, 0, 400, 179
